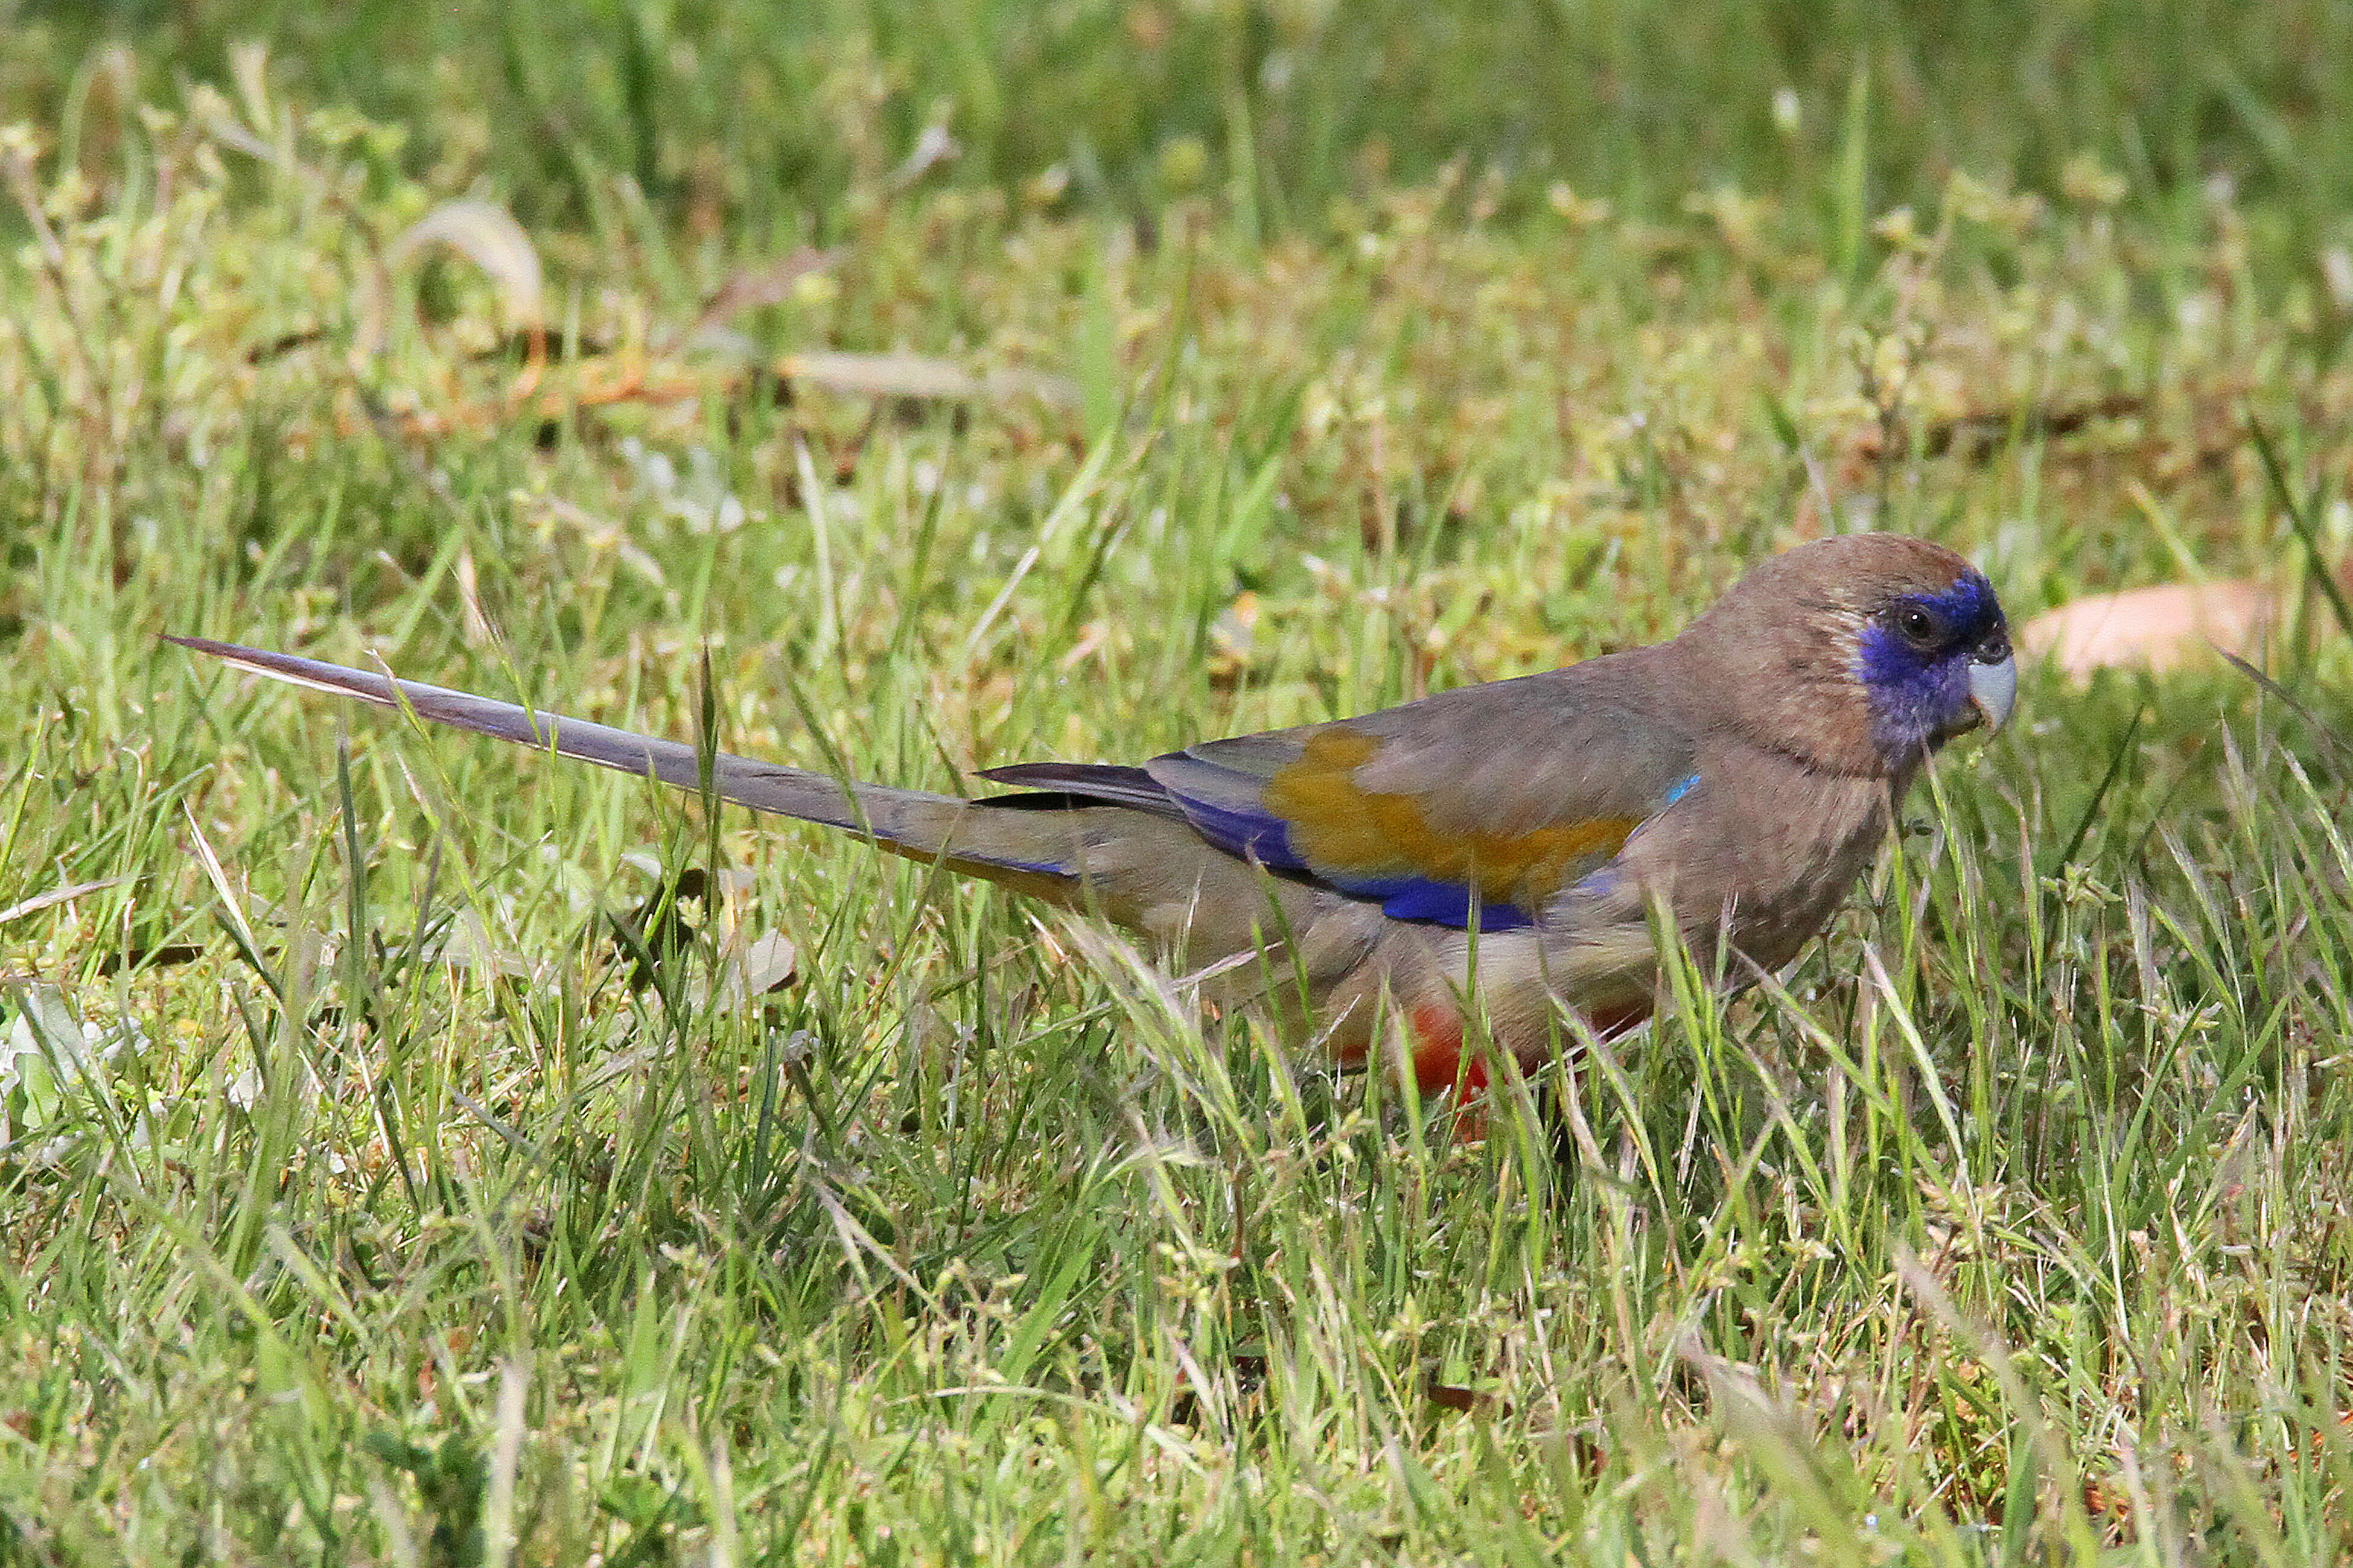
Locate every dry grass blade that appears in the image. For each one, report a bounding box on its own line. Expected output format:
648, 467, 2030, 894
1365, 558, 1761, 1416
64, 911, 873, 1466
679, 247, 841, 347
0, 878, 131, 927
779, 349, 1078, 407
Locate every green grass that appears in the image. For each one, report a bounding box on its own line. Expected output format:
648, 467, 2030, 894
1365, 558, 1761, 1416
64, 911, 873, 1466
5, 7, 2353, 1563
10, 0, 2353, 278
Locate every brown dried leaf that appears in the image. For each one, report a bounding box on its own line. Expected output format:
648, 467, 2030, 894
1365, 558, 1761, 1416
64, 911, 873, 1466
2019, 578, 2279, 678
713, 930, 799, 1010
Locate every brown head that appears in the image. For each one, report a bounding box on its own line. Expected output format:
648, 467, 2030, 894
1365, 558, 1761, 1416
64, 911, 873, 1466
1674, 534, 2016, 778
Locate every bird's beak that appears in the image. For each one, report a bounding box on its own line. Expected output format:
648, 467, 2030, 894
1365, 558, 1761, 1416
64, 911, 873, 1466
1966, 643, 2017, 732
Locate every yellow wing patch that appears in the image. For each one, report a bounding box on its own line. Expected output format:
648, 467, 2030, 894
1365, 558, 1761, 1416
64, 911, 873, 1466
1263, 727, 1641, 910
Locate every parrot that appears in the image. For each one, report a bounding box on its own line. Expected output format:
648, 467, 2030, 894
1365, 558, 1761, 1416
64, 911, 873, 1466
171, 532, 2013, 1096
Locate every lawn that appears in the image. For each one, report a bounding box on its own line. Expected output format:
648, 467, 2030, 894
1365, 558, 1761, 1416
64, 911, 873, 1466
4, 3, 2353, 1561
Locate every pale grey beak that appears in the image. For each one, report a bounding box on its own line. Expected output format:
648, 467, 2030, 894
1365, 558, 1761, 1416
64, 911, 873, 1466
1968, 652, 2017, 732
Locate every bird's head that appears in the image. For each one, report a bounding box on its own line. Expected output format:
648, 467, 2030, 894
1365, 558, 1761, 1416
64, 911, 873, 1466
1683, 533, 2015, 779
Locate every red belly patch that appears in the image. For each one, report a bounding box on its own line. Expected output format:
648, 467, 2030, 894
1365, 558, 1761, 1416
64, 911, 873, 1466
1408, 1001, 1486, 1097
1405, 997, 1654, 1102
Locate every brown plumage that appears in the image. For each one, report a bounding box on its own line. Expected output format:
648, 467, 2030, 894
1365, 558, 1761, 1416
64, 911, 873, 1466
173, 532, 2014, 1096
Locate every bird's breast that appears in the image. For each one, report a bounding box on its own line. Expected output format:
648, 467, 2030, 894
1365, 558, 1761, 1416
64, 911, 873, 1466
1575, 750, 1897, 977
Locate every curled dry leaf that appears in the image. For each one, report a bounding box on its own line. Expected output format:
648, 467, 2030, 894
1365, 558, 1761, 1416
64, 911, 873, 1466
2019, 577, 2279, 678
384, 198, 546, 330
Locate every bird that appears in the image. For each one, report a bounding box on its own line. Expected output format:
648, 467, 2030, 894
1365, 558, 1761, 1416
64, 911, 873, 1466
171, 532, 2013, 1099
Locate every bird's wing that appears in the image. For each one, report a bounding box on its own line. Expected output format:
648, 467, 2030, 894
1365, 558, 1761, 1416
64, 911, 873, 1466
1137, 663, 1701, 931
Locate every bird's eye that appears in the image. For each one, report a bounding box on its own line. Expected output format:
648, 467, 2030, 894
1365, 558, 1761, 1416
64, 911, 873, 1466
1896, 606, 1939, 646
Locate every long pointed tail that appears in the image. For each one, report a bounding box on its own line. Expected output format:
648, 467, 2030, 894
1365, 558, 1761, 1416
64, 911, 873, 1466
173, 637, 1422, 1024
167, 636, 1058, 878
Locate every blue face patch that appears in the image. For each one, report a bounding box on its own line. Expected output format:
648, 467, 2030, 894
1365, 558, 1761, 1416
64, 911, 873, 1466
1854, 572, 2007, 761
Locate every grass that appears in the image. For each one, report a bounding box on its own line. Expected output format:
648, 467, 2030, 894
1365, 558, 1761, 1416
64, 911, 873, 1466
10, 0, 2353, 271
4, 5, 2353, 1563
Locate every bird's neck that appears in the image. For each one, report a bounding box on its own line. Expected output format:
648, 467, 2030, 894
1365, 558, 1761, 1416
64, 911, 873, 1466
1657, 622, 1901, 781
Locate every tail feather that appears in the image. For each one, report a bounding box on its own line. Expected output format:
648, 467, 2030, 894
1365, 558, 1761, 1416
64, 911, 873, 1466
974, 761, 1185, 817
171, 637, 1445, 1033
168, 636, 1063, 880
